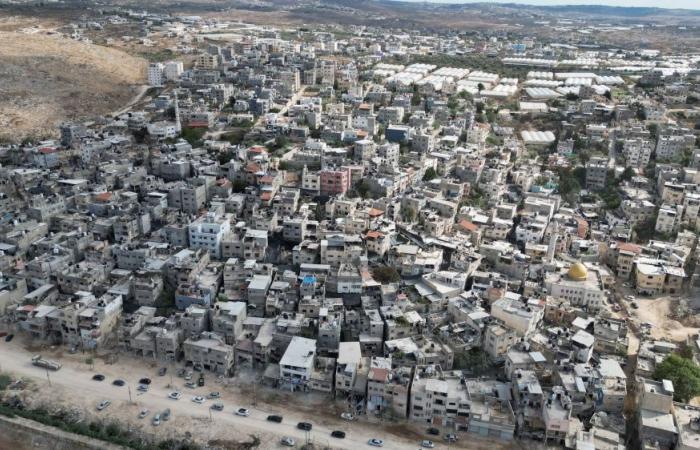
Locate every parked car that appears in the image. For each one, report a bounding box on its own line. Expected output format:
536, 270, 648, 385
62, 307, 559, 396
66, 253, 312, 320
112, 379, 125, 387
96, 400, 111, 411
168, 391, 181, 400
185, 381, 197, 389
368, 438, 384, 447
191, 396, 206, 404
297, 422, 312, 431
235, 408, 250, 417
340, 412, 355, 421
421, 440, 435, 448
210, 402, 224, 411
631, 302, 639, 309
198, 374, 205, 387
176, 368, 186, 377
280, 437, 295, 447
625, 295, 635, 301
139, 377, 151, 385
152, 413, 161, 426
184, 371, 193, 381
5, 334, 14, 342
92, 374, 105, 381
137, 384, 149, 392
444, 433, 458, 442
138, 409, 149, 419
331, 430, 346, 439
427, 428, 440, 436
208, 391, 221, 399
267, 415, 283, 423
162, 409, 171, 421
158, 367, 167, 376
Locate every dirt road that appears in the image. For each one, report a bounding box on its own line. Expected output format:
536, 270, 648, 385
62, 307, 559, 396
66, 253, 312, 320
0, 341, 461, 450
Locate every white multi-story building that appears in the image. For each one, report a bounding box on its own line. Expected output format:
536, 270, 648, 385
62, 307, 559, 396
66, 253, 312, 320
491, 295, 544, 337
622, 138, 653, 168
163, 61, 184, 81
188, 212, 232, 259
280, 336, 317, 383
656, 134, 694, 161
655, 204, 682, 234
148, 62, 164, 87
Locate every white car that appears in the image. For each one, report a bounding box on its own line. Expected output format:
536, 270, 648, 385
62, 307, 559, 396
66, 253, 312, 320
625, 295, 635, 301
168, 391, 181, 400
421, 440, 435, 448
138, 409, 149, 419
368, 438, 384, 447
236, 408, 250, 417
96, 400, 111, 411
280, 437, 296, 447
192, 396, 206, 404
340, 412, 355, 421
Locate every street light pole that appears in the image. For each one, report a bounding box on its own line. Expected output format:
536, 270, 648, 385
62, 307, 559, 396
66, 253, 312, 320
45, 367, 51, 386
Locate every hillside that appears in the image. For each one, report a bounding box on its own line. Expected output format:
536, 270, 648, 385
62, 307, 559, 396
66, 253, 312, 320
0, 31, 147, 143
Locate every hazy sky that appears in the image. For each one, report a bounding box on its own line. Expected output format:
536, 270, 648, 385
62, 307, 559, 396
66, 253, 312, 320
399, 0, 700, 10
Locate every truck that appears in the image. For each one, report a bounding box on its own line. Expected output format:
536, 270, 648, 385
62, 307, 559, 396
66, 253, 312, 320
31, 355, 62, 371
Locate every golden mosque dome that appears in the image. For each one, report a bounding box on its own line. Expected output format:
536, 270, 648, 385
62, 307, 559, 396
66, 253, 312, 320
568, 262, 588, 281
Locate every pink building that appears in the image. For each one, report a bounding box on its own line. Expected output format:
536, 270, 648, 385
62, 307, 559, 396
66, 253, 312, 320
320, 168, 350, 196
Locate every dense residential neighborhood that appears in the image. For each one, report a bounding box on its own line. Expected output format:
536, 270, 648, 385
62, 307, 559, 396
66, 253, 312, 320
1, 2, 700, 450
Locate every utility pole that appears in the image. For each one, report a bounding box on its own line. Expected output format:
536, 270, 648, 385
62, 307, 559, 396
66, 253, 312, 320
252, 380, 257, 407
45, 367, 51, 386
128, 385, 133, 404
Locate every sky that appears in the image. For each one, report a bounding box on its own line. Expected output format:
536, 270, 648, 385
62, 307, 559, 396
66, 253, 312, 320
398, 0, 700, 10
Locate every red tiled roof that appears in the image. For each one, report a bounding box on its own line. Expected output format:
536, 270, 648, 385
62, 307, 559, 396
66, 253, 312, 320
95, 192, 112, 202
458, 219, 479, 232
365, 230, 383, 239
368, 368, 389, 382
618, 242, 641, 254
245, 163, 261, 173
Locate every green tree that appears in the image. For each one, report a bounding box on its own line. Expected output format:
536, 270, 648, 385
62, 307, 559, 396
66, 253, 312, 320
653, 354, 700, 402
557, 167, 581, 205
403, 206, 416, 223
453, 348, 492, 376
619, 166, 635, 183
423, 167, 438, 182
357, 180, 370, 199
180, 127, 206, 147
372, 266, 400, 283
411, 87, 422, 106
231, 179, 248, 193
633, 213, 658, 243
0, 374, 11, 391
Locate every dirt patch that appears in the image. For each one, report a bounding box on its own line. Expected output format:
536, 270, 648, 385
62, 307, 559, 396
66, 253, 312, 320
0, 30, 146, 143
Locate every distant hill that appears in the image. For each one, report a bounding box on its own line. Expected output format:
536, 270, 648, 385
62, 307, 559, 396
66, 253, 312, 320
379, 0, 700, 18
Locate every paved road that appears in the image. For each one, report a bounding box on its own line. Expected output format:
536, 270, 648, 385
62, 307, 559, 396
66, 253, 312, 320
0, 342, 420, 450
